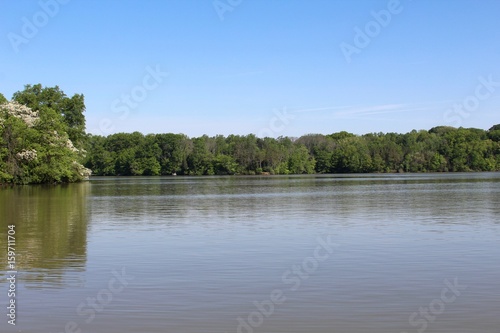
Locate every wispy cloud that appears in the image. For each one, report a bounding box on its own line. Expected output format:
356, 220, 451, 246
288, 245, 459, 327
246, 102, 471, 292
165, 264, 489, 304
289, 101, 453, 120
334, 104, 407, 117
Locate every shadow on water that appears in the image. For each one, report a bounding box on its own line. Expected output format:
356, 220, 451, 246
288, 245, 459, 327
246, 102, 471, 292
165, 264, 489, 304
0, 183, 90, 288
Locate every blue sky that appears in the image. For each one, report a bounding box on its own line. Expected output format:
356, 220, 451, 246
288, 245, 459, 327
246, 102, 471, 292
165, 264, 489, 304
1, 0, 499, 137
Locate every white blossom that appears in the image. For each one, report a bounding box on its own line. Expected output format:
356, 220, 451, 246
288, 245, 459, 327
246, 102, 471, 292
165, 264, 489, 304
66, 138, 79, 152
72, 161, 92, 178
0, 101, 39, 127
16, 149, 38, 161
50, 130, 79, 152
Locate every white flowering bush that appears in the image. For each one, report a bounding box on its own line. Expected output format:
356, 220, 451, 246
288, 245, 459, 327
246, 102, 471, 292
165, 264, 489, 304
72, 161, 92, 179
0, 100, 92, 184
0, 101, 39, 127
66, 138, 79, 152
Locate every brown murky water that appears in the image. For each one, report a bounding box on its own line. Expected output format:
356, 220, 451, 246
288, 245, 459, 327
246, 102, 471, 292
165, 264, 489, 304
1, 173, 500, 333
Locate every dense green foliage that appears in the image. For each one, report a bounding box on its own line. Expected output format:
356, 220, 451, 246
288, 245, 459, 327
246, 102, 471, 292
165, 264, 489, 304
85, 125, 500, 176
2, 84, 500, 183
85, 133, 315, 176
1, 85, 90, 184
12, 84, 87, 149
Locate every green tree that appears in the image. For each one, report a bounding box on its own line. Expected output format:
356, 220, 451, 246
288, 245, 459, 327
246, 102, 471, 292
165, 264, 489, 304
430, 153, 448, 172
0, 101, 90, 184
84, 135, 115, 175
188, 136, 215, 175
488, 124, 500, 142
331, 136, 373, 173
155, 133, 192, 175
288, 145, 315, 174
227, 134, 260, 173
213, 154, 238, 175
12, 84, 87, 149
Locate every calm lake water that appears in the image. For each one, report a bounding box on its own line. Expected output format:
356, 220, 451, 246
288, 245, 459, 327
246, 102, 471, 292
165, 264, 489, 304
1, 173, 500, 333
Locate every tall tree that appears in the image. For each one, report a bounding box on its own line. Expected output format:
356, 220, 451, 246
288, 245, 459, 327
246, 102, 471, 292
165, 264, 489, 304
0, 101, 90, 184
12, 84, 87, 149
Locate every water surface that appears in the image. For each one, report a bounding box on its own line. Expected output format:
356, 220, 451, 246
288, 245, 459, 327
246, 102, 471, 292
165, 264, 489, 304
1, 173, 500, 332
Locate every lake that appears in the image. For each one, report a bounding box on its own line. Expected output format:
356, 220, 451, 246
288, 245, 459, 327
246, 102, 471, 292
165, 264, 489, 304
1, 173, 500, 333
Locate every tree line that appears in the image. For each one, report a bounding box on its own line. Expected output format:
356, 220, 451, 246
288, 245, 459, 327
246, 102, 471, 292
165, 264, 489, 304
2, 84, 500, 184
84, 125, 500, 176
